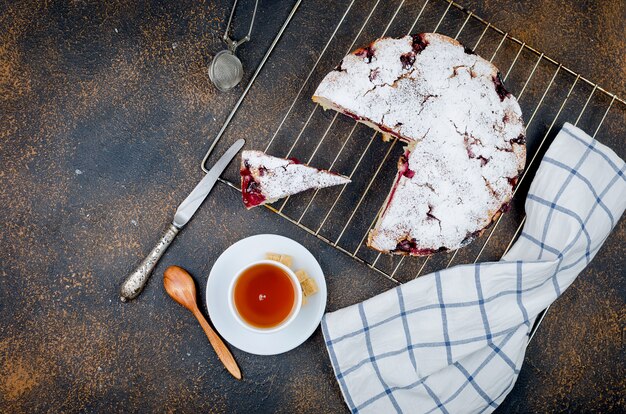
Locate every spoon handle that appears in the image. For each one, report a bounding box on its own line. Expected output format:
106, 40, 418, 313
192, 308, 242, 380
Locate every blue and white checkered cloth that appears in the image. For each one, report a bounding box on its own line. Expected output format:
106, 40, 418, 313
322, 123, 626, 414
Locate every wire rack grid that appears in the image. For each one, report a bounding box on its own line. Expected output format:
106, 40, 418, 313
203, 0, 625, 338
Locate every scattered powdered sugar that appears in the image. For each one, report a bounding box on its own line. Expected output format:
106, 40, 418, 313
313, 33, 526, 253
241, 150, 350, 204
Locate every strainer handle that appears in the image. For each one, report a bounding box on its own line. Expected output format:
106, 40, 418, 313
222, 0, 259, 52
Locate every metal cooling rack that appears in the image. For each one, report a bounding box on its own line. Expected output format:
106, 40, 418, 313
202, 0, 625, 339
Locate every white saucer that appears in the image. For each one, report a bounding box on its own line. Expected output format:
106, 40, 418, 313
206, 234, 327, 355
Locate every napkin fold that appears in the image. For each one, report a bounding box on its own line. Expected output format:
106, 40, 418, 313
322, 123, 626, 414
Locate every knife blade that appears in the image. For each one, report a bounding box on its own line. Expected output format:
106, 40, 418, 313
174, 138, 244, 228
120, 138, 245, 302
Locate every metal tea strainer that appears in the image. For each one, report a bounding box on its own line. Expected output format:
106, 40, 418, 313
209, 0, 259, 92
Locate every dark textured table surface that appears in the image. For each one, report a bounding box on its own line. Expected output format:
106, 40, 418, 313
1, 0, 624, 412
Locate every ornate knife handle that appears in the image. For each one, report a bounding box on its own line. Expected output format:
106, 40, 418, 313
120, 224, 180, 302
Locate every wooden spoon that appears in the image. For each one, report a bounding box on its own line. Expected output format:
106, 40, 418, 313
163, 265, 242, 380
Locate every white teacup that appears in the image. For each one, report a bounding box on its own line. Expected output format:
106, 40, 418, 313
227, 260, 302, 334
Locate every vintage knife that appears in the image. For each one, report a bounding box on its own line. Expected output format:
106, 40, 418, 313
120, 138, 245, 302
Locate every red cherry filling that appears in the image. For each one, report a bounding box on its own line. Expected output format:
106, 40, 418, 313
344, 111, 361, 121
492, 72, 510, 101
411, 33, 429, 54
393, 238, 444, 255
400, 34, 429, 70
510, 134, 526, 145
400, 53, 415, 69
507, 176, 520, 189
398, 153, 415, 178
378, 123, 406, 140
395, 238, 418, 252
355, 46, 375, 63
369, 68, 380, 81
241, 168, 266, 208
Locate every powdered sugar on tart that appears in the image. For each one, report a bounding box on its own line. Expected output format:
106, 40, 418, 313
313, 33, 526, 254
241, 150, 350, 209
